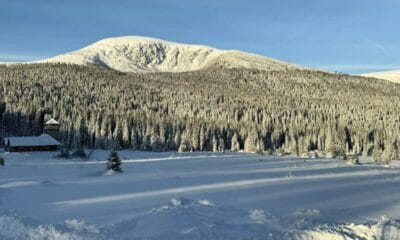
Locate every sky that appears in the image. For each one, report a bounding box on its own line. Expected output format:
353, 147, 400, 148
0, 0, 399, 74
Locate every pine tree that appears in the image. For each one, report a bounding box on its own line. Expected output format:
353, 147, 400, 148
106, 150, 122, 172
212, 134, 219, 152
325, 128, 336, 158
372, 147, 383, 163
231, 132, 240, 152
151, 134, 163, 152
383, 139, 394, 164
244, 129, 259, 152
178, 134, 191, 152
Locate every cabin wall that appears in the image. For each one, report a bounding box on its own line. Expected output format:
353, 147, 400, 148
7, 145, 60, 152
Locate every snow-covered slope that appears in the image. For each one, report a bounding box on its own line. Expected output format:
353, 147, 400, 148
361, 70, 400, 83
39, 36, 300, 73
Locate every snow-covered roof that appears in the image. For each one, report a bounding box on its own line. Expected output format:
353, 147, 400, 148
46, 119, 59, 125
4, 134, 61, 147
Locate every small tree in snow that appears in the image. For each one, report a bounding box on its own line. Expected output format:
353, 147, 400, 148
106, 150, 122, 172
59, 148, 70, 159
72, 148, 86, 159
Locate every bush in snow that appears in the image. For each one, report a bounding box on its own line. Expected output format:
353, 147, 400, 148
71, 148, 86, 159
58, 148, 70, 158
106, 150, 122, 172
0, 157, 4, 166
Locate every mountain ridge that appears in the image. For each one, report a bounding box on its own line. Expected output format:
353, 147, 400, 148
37, 36, 302, 73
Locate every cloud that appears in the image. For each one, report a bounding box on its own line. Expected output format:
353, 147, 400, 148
364, 38, 385, 52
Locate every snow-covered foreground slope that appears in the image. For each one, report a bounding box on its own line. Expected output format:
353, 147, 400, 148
361, 70, 400, 83
38, 36, 300, 73
1, 151, 400, 239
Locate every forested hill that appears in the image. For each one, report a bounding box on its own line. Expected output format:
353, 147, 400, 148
1, 63, 400, 159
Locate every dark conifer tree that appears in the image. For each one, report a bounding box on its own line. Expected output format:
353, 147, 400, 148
106, 150, 122, 172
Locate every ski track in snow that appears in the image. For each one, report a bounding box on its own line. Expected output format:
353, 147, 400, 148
52, 168, 398, 207
0, 181, 40, 188
6, 153, 247, 166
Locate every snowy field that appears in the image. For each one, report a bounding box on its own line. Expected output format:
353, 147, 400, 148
1, 150, 400, 240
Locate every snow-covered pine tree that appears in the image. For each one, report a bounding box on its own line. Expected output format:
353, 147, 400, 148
231, 132, 240, 152
372, 147, 383, 163
151, 134, 163, 152
244, 129, 259, 152
106, 150, 123, 172
178, 133, 191, 152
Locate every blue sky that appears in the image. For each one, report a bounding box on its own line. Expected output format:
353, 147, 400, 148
0, 0, 399, 73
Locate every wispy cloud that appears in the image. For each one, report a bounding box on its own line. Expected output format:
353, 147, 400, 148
364, 38, 386, 52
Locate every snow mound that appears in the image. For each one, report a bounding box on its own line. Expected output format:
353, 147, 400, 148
249, 209, 273, 223
169, 197, 193, 207
295, 217, 400, 240
293, 209, 321, 218
0, 215, 101, 240
197, 199, 214, 207
38, 36, 300, 73
64, 219, 99, 234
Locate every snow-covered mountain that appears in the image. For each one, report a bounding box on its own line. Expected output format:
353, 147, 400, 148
361, 70, 400, 83
39, 36, 300, 73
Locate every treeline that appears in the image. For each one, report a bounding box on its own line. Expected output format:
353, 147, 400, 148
1, 63, 400, 161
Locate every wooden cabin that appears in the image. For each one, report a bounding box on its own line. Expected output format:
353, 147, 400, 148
3, 134, 61, 152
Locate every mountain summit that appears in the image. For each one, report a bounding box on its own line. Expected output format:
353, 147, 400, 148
40, 36, 300, 73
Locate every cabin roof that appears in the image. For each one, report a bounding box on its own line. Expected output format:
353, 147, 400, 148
4, 134, 61, 147
46, 119, 59, 125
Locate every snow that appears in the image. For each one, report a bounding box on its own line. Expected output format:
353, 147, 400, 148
197, 199, 214, 207
1, 150, 400, 239
46, 119, 59, 125
295, 217, 400, 240
35, 36, 301, 73
4, 134, 61, 147
361, 70, 400, 83
249, 209, 272, 223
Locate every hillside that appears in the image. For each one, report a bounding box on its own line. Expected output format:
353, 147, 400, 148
361, 70, 400, 83
1, 63, 400, 159
38, 36, 300, 73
